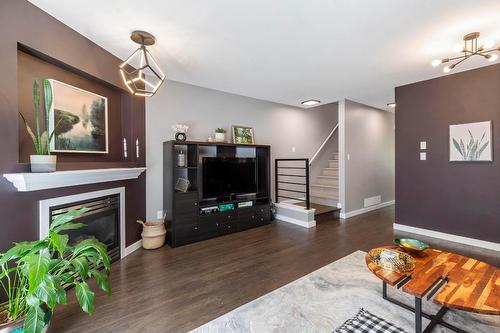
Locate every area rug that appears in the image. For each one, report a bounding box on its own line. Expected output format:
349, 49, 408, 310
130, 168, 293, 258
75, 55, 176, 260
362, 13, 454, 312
191, 251, 499, 332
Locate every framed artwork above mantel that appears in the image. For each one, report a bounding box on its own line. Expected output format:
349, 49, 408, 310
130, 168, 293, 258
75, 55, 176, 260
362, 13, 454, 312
48, 79, 109, 154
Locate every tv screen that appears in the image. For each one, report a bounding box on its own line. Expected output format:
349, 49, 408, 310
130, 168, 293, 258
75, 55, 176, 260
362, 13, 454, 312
202, 157, 257, 198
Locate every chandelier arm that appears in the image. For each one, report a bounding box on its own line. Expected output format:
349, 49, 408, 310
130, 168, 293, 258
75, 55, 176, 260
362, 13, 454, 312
481, 48, 500, 54
451, 55, 472, 68
446, 55, 467, 62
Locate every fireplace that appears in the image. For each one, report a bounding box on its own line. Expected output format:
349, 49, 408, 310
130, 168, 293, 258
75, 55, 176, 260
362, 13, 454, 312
39, 187, 126, 261
50, 194, 120, 262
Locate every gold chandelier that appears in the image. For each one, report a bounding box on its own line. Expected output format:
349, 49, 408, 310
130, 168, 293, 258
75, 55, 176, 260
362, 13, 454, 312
119, 31, 165, 97
432, 32, 500, 73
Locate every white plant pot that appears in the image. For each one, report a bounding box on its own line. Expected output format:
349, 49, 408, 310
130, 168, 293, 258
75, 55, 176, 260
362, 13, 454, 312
215, 133, 226, 142
30, 155, 57, 173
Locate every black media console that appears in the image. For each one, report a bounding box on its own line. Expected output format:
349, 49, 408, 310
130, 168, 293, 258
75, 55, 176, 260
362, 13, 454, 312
163, 140, 271, 247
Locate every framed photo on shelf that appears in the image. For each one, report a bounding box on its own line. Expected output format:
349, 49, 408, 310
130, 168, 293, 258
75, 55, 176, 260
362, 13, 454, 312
48, 79, 108, 153
232, 125, 255, 144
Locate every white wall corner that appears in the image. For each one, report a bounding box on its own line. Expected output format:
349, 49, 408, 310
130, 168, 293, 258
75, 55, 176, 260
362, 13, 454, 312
274, 202, 316, 228
338, 99, 347, 216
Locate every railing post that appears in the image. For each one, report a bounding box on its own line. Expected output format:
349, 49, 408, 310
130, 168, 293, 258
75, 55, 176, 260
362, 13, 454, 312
274, 159, 278, 204
305, 158, 310, 210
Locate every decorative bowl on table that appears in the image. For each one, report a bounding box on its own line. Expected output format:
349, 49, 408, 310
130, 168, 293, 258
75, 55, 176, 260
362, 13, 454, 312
394, 238, 430, 253
367, 248, 415, 273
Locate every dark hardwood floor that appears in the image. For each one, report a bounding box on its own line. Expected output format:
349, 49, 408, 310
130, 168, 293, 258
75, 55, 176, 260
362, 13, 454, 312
51, 206, 396, 333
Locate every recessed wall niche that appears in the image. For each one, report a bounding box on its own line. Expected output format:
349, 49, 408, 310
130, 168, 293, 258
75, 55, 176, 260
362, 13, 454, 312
17, 46, 129, 164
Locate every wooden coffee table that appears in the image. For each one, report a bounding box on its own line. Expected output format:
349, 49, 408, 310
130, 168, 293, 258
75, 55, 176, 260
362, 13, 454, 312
366, 246, 499, 333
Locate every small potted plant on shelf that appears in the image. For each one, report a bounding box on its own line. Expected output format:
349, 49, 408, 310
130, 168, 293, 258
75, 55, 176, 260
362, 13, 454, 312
0, 208, 111, 333
215, 128, 226, 142
19, 79, 58, 173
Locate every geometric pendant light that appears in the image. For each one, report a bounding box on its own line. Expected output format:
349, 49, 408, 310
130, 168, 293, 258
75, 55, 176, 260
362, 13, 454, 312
119, 31, 166, 97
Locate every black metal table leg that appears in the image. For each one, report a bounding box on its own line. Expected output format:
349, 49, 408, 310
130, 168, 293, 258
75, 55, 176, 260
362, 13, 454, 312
381, 282, 470, 333
415, 297, 422, 333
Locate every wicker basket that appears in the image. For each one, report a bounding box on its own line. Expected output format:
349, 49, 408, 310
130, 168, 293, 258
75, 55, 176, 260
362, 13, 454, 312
137, 220, 166, 250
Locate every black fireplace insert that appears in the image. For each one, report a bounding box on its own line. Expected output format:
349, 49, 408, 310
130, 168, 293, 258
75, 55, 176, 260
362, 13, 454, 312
50, 194, 120, 263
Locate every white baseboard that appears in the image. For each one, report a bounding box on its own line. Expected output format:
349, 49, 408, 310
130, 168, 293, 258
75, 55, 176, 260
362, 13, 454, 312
124, 240, 143, 257
394, 223, 500, 252
275, 214, 316, 228
340, 200, 395, 219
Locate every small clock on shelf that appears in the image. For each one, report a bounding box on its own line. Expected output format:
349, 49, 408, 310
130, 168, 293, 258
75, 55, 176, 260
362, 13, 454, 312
175, 132, 186, 141
172, 124, 188, 142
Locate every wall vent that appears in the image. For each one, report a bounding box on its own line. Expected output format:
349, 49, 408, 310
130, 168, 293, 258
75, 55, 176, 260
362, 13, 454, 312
364, 195, 381, 208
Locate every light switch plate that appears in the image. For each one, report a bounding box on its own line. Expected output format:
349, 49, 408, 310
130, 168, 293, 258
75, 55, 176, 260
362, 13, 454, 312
420, 152, 427, 160
420, 141, 427, 150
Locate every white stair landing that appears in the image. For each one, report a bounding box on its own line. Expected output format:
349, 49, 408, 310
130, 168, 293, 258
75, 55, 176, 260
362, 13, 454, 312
274, 202, 316, 228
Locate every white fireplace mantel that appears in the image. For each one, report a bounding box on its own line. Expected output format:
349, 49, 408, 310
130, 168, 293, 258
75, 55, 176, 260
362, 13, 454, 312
3, 167, 146, 192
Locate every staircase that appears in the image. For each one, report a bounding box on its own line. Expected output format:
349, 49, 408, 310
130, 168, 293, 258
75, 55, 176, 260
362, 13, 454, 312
310, 152, 339, 208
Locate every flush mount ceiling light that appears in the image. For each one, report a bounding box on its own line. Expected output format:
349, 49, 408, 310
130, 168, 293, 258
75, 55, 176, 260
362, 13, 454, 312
432, 32, 500, 73
301, 99, 321, 106
387, 103, 396, 108
119, 31, 165, 97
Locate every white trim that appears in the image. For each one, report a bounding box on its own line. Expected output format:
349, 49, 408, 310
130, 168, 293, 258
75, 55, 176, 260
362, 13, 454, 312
338, 100, 346, 216
275, 214, 316, 228
124, 240, 143, 256
4, 167, 146, 192
39, 187, 128, 259
393, 223, 500, 252
339, 200, 395, 219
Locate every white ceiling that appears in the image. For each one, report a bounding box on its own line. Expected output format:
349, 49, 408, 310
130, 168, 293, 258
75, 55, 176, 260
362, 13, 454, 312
28, 0, 500, 110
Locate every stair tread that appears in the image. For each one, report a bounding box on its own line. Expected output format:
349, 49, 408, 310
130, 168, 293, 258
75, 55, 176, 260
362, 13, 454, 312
311, 184, 338, 188
317, 175, 339, 179
328, 159, 339, 162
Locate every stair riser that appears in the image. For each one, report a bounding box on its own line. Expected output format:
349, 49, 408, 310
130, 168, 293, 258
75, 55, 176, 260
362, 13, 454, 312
315, 178, 339, 186
328, 161, 339, 168
323, 169, 339, 177
311, 188, 339, 198
311, 197, 339, 207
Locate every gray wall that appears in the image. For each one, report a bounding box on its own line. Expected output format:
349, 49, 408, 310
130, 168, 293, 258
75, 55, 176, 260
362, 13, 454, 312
146, 80, 338, 220
343, 99, 395, 213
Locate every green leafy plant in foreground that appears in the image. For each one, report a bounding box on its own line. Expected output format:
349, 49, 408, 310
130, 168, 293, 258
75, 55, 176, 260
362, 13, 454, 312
452, 130, 489, 161
19, 79, 59, 155
0, 208, 111, 333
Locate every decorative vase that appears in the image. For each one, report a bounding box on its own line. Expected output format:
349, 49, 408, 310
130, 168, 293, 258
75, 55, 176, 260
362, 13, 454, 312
0, 309, 51, 333
215, 133, 225, 142
30, 155, 57, 173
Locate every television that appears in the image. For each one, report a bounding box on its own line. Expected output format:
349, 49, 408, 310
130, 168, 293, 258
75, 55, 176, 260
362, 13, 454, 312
202, 157, 257, 199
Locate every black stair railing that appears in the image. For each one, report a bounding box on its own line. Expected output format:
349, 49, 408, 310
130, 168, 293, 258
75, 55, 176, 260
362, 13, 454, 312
274, 158, 310, 210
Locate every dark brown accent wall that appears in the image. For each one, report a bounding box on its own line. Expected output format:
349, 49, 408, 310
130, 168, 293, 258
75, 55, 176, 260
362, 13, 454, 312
0, 0, 146, 251
395, 63, 500, 243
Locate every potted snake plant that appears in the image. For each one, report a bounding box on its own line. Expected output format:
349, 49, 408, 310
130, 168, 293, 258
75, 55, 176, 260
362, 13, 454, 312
19, 79, 58, 172
0, 208, 111, 333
